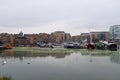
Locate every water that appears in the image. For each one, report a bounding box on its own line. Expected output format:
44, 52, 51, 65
0, 47, 120, 80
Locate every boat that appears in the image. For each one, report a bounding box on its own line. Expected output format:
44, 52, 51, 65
73, 42, 81, 49
65, 42, 81, 49
5, 44, 12, 49
87, 43, 95, 49
40, 43, 46, 48
66, 42, 74, 48
51, 43, 64, 48
107, 43, 117, 51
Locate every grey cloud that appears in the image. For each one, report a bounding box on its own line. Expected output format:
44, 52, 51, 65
0, 0, 120, 35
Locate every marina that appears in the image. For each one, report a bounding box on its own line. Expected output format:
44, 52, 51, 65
0, 0, 120, 80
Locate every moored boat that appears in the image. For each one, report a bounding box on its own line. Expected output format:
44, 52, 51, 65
87, 43, 95, 49
65, 42, 81, 49
107, 43, 117, 51
51, 43, 64, 48
66, 42, 74, 48
5, 44, 12, 49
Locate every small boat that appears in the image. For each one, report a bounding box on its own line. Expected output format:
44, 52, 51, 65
40, 43, 46, 48
51, 43, 64, 48
5, 44, 12, 49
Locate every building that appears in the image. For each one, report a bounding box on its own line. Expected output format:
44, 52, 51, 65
0, 33, 12, 44
13, 32, 30, 46
51, 31, 71, 43
51, 31, 65, 43
72, 35, 80, 42
65, 33, 71, 42
90, 31, 110, 43
110, 25, 120, 43
25, 33, 51, 44
38, 33, 51, 43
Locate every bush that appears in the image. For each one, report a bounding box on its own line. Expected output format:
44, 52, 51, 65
0, 76, 12, 80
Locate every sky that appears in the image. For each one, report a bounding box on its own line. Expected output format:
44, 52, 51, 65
0, 0, 120, 35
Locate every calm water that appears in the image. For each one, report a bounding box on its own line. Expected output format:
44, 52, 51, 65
0, 47, 120, 80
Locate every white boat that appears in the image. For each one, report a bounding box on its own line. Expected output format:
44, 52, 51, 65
66, 42, 74, 48
51, 44, 64, 48
65, 42, 80, 48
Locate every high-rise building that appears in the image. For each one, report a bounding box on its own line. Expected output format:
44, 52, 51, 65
110, 25, 120, 39
110, 25, 120, 43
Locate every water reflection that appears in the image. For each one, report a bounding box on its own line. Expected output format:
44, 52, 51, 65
110, 51, 120, 64
0, 48, 120, 80
0, 49, 72, 59
80, 50, 114, 56
0, 49, 118, 62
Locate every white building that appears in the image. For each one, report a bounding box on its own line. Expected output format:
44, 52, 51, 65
110, 25, 120, 43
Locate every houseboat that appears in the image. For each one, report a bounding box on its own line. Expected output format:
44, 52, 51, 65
107, 43, 117, 51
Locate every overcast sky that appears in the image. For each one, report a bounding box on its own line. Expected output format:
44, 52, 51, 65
0, 0, 120, 35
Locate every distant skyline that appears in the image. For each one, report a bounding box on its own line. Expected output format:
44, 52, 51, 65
0, 0, 120, 35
